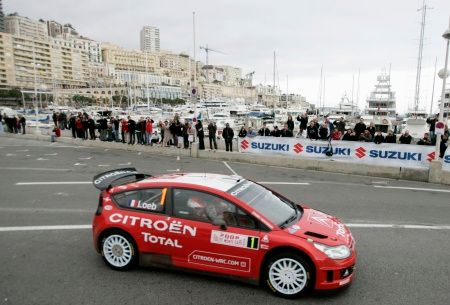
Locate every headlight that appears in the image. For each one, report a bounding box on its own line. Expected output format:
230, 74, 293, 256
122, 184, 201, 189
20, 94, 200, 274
313, 242, 351, 259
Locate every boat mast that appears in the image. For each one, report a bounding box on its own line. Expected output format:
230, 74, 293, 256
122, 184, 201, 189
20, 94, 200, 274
429, 56, 437, 115
413, 0, 430, 112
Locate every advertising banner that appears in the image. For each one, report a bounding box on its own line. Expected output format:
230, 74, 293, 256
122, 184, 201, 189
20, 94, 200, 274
443, 147, 450, 171
238, 137, 436, 169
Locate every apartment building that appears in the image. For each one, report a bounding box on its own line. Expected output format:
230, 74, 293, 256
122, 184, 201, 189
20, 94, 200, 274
140, 26, 160, 52
102, 43, 159, 75
0, 32, 15, 88
5, 13, 48, 41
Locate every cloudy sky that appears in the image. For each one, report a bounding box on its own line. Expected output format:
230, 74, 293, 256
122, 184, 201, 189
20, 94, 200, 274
5, 0, 450, 113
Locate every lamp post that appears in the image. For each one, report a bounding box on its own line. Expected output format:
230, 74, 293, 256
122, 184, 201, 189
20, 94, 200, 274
435, 20, 450, 159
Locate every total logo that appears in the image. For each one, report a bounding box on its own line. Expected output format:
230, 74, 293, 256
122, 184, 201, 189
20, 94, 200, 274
240, 139, 250, 150
355, 147, 366, 159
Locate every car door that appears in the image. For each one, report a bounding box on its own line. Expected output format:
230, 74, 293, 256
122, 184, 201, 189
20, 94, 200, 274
167, 188, 265, 278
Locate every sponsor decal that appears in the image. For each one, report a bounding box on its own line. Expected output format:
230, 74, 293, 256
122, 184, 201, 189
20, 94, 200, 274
287, 225, 300, 234
308, 212, 334, 228
117, 185, 128, 190
104, 205, 112, 211
306, 146, 351, 156
210, 230, 259, 250
293, 143, 303, 154
427, 151, 435, 162
129, 199, 159, 211
251, 142, 290, 152
260, 244, 269, 250
261, 235, 269, 243
368, 150, 422, 161
444, 155, 450, 163
94, 169, 137, 185
335, 223, 346, 238
188, 250, 251, 272
141, 232, 182, 248
230, 181, 252, 196
240, 139, 249, 150
109, 213, 197, 236
355, 146, 366, 159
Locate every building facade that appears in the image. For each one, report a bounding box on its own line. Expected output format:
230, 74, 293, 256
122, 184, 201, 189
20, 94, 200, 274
0, 0, 4, 32
4, 13, 48, 41
140, 26, 160, 52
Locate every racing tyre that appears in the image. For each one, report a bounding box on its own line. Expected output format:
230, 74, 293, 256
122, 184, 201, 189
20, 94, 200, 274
101, 231, 137, 271
264, 253, 312, 298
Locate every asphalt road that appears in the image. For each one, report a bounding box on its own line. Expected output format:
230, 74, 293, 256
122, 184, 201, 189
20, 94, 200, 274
1, 136, 449, 305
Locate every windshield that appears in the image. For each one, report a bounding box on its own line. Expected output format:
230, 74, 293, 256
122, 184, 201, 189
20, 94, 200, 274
228, 181, 300, 227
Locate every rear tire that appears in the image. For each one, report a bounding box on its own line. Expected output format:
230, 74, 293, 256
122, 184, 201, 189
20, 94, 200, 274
264, 252, 312, 298
101, 230, 137, 271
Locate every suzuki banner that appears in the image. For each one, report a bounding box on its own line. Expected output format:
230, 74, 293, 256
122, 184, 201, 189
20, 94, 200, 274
238, 137, 436, 169
443, 148, 450, 171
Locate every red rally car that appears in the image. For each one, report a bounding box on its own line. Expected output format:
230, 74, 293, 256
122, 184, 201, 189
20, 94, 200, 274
92, 168, 356, 298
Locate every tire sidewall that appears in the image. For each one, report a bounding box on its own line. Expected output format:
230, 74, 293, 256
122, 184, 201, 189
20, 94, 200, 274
265, 252, 312, 298
101, 230, 138, 271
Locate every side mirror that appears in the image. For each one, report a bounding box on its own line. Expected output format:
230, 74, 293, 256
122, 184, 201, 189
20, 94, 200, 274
212, 218, 227, 230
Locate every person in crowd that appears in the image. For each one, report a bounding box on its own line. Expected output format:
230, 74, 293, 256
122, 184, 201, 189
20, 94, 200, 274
182, 122, 191, 149
359, 130, 372, 142
145, 117, 153, 145
120, 117, 128, 143
373, 131, 385, 144
238, 126, 247, 138
385, 130, 396, 143
247, 127, 257, 137
52, 112, 58, 127
354, 118, 366, 137
399, 130, 412, 144
318, 123, 329, 140
342, 128, 354, 141
195, 120, 205, 150
297, 113, 308, 136
417, 132, 433, 145
223, 122, 235, 152
12, 115, 18, 134
127, 116, 136, 145
136, 117, 144, 145
169, 120, 177, 147
334, 117, 346, 133
258, 122, 271, 136
426, 115, 438, 140
175, 119, 183, 148
330, 128, 342, 140
87, 116, 96, 140
151, 130, 160, 145
286, 114, 295, 133
75, 116, 84, 139
440, 134, 448, 158
271, 126, 281, 137
281, 123, 293, 137
162, 121, 171, 147
0, 112, 3, 134
306, 121, 318, 140
367, 122, 376, 138
19, 115, 26, 134
58, 112, 67, 130
208, 121, 218, 150
69, 114, 76, 138
82, 115, 89, 140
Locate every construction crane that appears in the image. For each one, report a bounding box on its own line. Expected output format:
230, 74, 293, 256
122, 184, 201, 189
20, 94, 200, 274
199, 44, 225, 83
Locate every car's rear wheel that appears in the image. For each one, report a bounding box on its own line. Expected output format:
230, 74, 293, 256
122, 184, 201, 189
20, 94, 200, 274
265, 253, 312, 298
101, 231, 137, 270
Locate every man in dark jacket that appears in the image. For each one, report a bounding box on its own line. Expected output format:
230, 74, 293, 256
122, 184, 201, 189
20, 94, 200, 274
195, 120, 205, 150
306, 121, 318, 140
373, 131, 385, 144
208, 122, 218, 150
354, 118, 366, 137
399, 131, 412, 144
271, 126, 281, 137
127, 116, 136, 145
87, 116, 96, 140
222, 123, 235, 152
258, 122, 271, 136
297, 113, 308, 135
281, 123, 293, 137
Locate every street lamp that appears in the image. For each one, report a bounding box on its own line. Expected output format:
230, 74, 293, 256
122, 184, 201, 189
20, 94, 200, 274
435, 20, 450, 159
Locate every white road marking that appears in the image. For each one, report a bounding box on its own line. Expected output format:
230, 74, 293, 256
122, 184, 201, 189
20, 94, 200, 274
79, 157, 92, 160
166, 169, 180, 172
0, 225, 92, 232
44, 153, 58, 156
0, 207, 91, 214
223, 161, 238, 175
73, 163, 86, 166
15, 149, 29, 152
16, 182, 90, 186
347, 223, 450, 230
118, 162, 131, 165
373, 186, 450, 193
36, 158, 49, 161
0, 167, 70, 171
98, 164, 110, 167
5, 153, 16, 156
258, 182, 310, 185
104, 149, 109, 151
25, 154, 31, 157
137, 152, 142, 155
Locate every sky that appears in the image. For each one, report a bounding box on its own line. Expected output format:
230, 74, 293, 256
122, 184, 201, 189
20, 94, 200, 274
4, 0, 450, 114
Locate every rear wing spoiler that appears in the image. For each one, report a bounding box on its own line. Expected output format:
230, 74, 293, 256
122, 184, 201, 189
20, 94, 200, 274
92, 168, 151, 191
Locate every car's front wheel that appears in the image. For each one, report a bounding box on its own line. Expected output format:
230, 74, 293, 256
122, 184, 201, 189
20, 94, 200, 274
265, 253, 312, 298
101, 231, 137, 270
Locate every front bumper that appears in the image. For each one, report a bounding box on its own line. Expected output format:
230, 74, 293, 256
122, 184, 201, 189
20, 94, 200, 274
315, 252, 357, 290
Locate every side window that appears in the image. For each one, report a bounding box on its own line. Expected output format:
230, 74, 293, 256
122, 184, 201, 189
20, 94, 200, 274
172, 189, 257, 229
113, 188, 167, 213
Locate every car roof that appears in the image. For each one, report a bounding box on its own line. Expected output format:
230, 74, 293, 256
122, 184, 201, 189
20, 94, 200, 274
137, 173, 245, 193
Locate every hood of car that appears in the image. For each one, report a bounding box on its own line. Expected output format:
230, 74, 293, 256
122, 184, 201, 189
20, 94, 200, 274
284, 208, 353, 247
